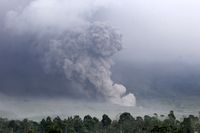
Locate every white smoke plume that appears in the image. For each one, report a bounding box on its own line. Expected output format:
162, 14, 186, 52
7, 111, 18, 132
5, 0, 136, 106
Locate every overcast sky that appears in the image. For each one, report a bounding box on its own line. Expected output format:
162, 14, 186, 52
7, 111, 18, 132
1, 0, 200, 119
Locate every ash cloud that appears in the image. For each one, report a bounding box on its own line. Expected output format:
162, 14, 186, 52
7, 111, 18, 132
2, 0, 200, 111
5, 0, 136, 106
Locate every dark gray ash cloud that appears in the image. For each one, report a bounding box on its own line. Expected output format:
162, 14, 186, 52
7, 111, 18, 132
0, 0, 200, 118
3, 0, 136, 106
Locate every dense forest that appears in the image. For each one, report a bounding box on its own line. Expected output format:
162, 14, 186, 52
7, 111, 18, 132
0, 111, 200, 133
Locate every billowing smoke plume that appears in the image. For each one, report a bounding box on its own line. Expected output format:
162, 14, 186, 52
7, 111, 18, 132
5, 0, 136, 106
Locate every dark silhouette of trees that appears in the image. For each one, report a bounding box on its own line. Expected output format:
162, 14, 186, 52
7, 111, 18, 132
101, 114, 111, 128
48, 129, 61, 133
1, 111, 200, 133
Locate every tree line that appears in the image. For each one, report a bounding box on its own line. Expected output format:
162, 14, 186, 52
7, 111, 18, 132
0, 111, 200, 133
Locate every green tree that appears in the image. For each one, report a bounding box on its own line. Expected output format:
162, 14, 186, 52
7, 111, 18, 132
101, 114, 111, 128
118, 112, 134, 133
83, 115, 95, 132
48, 128, 61, 133
101, 114, 111, 133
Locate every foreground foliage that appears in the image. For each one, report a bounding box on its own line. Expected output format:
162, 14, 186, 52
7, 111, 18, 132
0, 111, 200, 133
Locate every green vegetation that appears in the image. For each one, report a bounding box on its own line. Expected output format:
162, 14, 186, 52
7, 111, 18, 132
0, 111, 200, 133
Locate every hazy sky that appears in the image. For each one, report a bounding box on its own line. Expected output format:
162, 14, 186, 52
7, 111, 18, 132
1, 0, 200, 119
